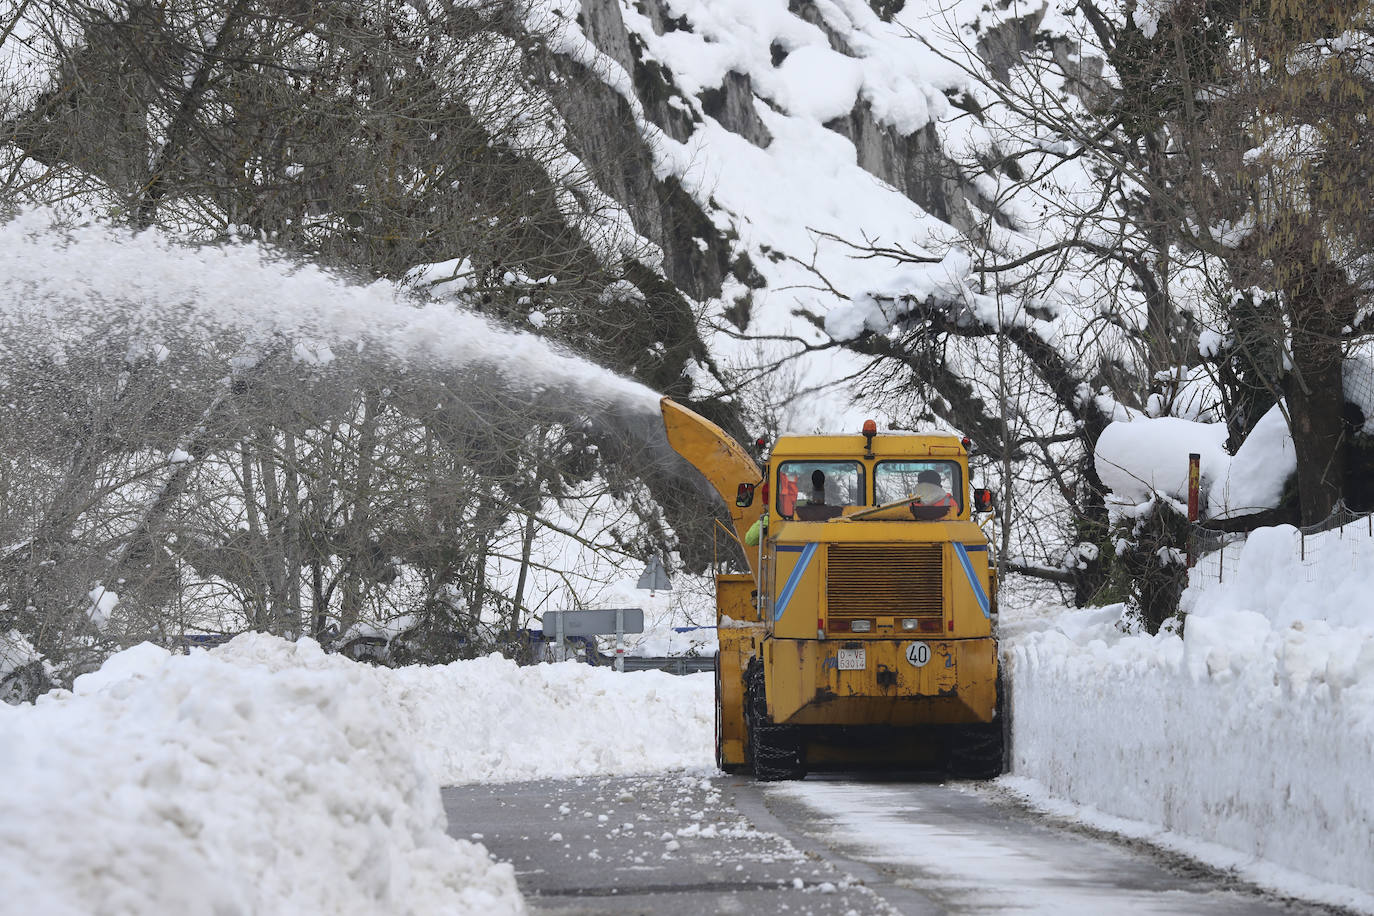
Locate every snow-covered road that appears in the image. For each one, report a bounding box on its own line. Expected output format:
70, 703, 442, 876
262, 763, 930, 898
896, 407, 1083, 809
444, 774, 1347, 915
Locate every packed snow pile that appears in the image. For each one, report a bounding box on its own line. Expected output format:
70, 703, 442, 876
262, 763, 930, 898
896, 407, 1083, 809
0, 633, 713, 914
1094, 405, 1296, 517
1004, 523, 1374, 910
0, 636, 526, 916
381, 652, 714, 784
1187, 523, 1374, 629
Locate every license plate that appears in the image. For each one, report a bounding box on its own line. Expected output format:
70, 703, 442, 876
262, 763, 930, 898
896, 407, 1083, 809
837, 648, 866, 670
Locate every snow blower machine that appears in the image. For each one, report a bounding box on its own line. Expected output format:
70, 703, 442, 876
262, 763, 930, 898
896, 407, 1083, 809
661, 397, 1004, 780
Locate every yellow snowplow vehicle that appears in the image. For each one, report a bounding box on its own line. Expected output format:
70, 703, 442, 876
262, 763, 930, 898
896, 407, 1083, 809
662, 397, 1003, 780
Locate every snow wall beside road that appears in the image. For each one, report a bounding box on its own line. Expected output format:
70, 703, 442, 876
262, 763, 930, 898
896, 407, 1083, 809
0, 635, 528, 916
1004, 524, 1374, 912
0, 633, 713, 915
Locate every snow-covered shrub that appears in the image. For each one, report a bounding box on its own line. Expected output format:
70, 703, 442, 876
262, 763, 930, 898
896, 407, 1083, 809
1102, 496, 1191, 634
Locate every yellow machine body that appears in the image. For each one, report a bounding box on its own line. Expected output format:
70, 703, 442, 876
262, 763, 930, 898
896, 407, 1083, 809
662, 397, 1002, 778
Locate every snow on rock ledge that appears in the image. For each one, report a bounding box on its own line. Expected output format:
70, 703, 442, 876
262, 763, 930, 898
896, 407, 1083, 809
0, 635, 525, 916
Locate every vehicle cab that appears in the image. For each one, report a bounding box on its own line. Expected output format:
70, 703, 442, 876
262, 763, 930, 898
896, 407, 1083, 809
754, 426, 995, 644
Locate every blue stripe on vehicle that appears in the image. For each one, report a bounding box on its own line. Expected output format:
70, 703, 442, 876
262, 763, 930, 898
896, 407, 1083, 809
773, 543, 817, 621
776, 545, 806, 553
953, 542, 991, 619
962, 543, 987, 552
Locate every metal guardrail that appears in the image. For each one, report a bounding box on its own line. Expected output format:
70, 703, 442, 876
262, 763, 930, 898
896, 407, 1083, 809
619, 656, 715, 675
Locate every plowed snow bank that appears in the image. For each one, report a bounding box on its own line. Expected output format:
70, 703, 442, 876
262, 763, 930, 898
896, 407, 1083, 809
1, 636, 521, 916
0, 633, 714, 914
1005, 525, 1374, 912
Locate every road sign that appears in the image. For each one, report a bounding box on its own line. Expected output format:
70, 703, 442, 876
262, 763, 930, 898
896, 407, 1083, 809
543, 608, 644, 637
636, 556, 672, 592
544, 608, 645, 672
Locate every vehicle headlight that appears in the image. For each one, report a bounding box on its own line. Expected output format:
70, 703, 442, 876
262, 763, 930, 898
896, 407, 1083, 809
900, 618, 919, 631
849, 619, 872, 632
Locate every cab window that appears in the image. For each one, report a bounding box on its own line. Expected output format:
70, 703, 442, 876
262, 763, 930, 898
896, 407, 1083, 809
874, 461, 963, 515
777, 461, 865, 521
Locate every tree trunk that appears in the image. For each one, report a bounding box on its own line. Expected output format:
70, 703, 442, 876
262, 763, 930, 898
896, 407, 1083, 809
282, 431, 303, 639
1286, 339, 1346, 525
1283, 256, 1356, 526
510, 508, 538, 631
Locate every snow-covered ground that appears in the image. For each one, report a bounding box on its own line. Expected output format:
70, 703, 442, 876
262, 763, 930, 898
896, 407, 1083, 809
5, 525, 1372, 914
1003, 523, 1374, 912
0, 635, 711, 915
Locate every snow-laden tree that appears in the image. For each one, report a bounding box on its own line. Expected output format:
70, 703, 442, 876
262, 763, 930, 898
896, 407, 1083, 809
801, 0, 1374, 624
0, 0, 746, 675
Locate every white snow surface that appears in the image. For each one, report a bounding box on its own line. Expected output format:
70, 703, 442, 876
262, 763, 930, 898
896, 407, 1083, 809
1132, 0, 1183, 38
1094, 407, 1296, 518
0, 635, 526, 916
1003, 522, 1374, 910
0, 629, 42, 680
0, 634, 713, 915
1094, 416, 1229, 504
382, 652, 714, 785
1204, 404, 1296, 518
1184, 523, 1374, 630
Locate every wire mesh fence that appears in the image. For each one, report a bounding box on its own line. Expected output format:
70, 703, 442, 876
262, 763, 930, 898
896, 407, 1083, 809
1188, 501, 1374, 588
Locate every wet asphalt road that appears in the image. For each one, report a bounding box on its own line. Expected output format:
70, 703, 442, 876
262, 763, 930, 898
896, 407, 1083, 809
442, 774, 1351, 915
443, 772, 893, 915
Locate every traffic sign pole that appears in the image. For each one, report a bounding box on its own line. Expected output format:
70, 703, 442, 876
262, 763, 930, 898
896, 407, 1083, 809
615, 608, 625, 673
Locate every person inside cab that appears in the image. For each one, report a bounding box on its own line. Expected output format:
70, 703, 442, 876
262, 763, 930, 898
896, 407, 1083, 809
774, 461, 864, 522
795, 469, 845, 521
910, 469, 956, 520
809, 469, 827, 505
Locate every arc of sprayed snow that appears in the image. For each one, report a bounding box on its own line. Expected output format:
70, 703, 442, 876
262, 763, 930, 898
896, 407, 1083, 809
0, 210, 662, 414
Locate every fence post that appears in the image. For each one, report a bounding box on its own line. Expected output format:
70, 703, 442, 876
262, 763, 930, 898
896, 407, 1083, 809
1186, 453, 1200, 569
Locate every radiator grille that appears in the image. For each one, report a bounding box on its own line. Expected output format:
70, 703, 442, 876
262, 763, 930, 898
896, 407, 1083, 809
826, 544, 944, 618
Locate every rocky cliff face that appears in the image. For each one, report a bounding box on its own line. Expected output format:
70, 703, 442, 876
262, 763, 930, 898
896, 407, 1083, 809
551, 0, 999, 345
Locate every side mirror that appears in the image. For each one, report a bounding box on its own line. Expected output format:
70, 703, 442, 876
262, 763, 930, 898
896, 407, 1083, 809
973, 488, 994, 513
735, 482, 756, 507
